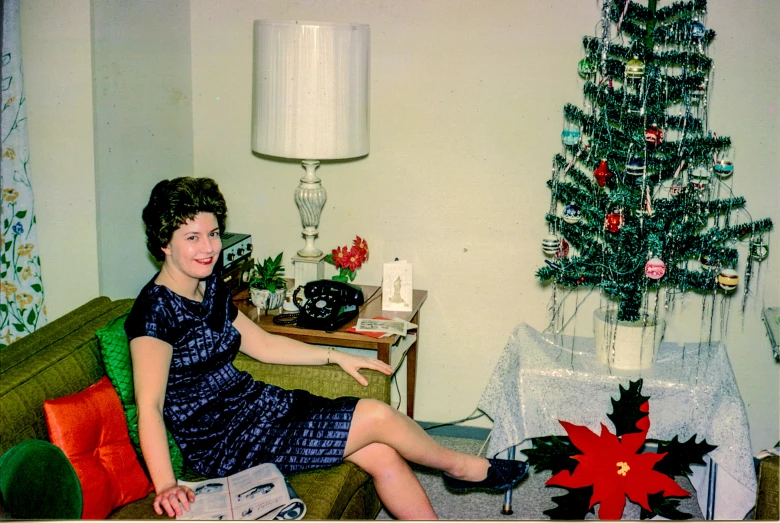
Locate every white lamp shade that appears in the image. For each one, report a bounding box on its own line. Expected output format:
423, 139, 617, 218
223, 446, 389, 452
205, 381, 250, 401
252, 20, 370, 160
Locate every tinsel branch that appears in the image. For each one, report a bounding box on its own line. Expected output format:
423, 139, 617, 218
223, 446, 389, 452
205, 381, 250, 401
699, 197, 746, 217
654, 0, 708, 23
537, 0, 775, 323
702, 218, 774, 245
653, 23, 716, 48
552, 155, 604, 194
654, 50, 712, 71
665, 266, 719, 290
549, 181, 599, 211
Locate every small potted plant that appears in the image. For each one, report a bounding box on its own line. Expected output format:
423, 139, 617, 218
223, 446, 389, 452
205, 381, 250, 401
249, 252, 287, 313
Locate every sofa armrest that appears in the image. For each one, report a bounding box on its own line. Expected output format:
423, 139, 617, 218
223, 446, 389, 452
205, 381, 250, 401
233, 353, 391, 404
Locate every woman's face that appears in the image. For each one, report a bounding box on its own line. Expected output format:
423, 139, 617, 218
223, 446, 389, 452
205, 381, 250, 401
161, 212, 221, 281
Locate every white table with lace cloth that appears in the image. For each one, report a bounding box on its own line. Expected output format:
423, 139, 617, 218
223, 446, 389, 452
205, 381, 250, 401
478, 323, 757, 520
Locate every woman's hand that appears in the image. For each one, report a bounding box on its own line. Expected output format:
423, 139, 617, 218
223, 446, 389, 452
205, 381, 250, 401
329, 350, 393, 386
153, 484, 196, 517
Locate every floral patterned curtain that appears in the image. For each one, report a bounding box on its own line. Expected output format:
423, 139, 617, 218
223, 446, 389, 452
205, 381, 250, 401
1, 0, 47, 348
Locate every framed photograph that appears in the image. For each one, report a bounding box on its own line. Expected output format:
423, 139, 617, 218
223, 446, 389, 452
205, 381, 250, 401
382, 260, 413, 312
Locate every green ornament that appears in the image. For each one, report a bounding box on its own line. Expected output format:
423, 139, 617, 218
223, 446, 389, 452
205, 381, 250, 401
578, 57, 597, 78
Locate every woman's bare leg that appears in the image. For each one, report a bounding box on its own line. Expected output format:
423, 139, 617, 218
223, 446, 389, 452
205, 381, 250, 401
344, 399, 490, 482
345, 443, 437, 520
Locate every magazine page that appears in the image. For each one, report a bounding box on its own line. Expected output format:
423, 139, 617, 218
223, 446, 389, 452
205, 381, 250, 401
274, 482, 307, 520
228, 463, 289, 520
176, 463, 305, 520
176, 477, 232, 520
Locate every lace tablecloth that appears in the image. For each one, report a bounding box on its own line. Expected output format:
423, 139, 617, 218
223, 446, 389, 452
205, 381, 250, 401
478, 323, 757, 520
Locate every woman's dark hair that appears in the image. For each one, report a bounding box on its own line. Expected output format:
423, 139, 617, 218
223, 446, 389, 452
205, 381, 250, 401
142, 177, 228, 262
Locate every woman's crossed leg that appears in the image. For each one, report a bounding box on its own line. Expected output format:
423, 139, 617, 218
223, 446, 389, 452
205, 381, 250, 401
343, 399, 492, 519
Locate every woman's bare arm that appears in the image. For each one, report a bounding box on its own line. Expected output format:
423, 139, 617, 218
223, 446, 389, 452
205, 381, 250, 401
232, 311, 392, 386
130, 336, 195, 517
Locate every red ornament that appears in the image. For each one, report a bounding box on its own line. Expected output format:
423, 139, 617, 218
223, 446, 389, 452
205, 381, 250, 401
555, 239, 570, 259
644, 124, 664, 148
605, 211, 624, 233
593, 159, 613, 186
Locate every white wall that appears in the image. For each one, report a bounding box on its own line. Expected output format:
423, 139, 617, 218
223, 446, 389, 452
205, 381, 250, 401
20, 0, 779, 453
706, 2, 780, 453
92, 0, 195, 299
20, 0, 99, 320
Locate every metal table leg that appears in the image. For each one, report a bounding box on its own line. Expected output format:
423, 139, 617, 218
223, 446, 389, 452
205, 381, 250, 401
501, 447, 516, 515
706, 457, 717, 519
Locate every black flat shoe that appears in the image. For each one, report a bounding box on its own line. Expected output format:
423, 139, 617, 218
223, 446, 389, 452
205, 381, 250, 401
442, 458, 529, 491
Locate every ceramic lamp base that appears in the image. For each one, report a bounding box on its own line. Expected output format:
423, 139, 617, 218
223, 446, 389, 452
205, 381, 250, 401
293, 253, 325, 288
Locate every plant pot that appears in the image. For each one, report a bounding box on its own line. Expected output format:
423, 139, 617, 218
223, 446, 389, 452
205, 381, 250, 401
250, 287, 286, 312
593, 308, 665, 370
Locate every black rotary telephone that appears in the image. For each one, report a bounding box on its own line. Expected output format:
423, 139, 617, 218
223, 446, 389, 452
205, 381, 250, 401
274, 280, 364, 332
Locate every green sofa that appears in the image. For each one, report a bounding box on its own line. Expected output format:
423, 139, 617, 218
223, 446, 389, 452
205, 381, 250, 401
0, 296, 391, 519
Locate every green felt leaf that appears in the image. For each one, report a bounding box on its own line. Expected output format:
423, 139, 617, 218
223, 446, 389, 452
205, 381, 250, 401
640, 491, 693, 520
543, 486, 594, 520
654, 434, 717, 477
607, 378, 650, 436
525, 436, 579, 475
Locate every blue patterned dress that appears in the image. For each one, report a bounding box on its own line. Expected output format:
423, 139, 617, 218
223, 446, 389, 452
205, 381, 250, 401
124, 274, 358, 478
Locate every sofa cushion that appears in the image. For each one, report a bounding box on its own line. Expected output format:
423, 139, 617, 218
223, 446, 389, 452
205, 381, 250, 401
287, 462, 381, 520
0, 297, 135, 456
97, 314, 184, 478
0, 439, 82, 519
43, 376, 154, 519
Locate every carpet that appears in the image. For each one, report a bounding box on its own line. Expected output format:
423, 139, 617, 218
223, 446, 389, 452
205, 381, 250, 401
376, 435, 705, 520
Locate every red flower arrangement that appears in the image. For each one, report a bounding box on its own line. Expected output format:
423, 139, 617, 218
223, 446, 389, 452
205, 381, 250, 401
324, 236, 369, 282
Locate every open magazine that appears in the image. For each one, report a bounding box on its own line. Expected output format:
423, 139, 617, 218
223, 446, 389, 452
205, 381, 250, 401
176, 463, 306, 520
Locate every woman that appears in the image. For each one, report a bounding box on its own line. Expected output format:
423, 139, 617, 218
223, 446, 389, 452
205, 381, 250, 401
126, 177, 527, 520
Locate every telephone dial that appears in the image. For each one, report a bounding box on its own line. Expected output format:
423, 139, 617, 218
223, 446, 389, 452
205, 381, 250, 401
273, 280, 364, 332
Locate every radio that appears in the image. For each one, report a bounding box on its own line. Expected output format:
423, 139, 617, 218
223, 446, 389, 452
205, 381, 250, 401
219, 232, 253, 296
221, 232, 253, 270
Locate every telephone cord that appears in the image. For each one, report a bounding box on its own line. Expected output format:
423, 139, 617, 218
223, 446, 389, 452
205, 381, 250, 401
272, 312, 300, 325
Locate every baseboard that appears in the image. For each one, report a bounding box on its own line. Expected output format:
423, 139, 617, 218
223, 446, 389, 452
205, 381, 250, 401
416, 420, 491, 440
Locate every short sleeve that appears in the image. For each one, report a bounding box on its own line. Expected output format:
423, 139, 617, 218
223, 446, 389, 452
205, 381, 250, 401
124, 293, 175, 346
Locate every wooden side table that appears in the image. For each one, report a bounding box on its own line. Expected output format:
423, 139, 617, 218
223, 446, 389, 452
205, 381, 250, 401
234, 285, 428, 418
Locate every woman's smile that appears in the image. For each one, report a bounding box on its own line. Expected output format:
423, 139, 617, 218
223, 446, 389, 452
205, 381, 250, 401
161, 212, 222, 284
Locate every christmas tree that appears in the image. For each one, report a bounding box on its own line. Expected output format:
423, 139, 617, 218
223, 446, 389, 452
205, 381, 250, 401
536, 0, 773, 323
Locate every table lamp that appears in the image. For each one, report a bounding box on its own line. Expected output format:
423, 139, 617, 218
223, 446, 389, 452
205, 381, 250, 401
251, 20, 370, 286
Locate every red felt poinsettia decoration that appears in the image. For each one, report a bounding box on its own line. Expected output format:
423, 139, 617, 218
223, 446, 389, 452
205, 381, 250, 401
524, 379, 717, 520
324, 236, 369, 282
546, 402, 689, 519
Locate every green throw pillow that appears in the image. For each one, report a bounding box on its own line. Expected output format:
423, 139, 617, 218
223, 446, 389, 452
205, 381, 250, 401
96, 314, 185, 478
0, 440, 82, 519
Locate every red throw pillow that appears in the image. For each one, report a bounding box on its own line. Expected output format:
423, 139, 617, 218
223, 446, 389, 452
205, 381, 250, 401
43, 376, 154, 519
